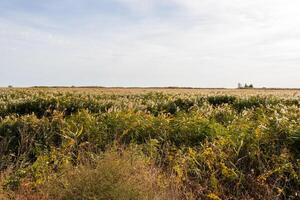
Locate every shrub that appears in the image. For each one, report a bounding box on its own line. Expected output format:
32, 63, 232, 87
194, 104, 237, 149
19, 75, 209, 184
0, 113, 64, 169
37, 149, 180, 200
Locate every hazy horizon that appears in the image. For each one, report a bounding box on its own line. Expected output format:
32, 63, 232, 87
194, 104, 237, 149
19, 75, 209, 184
1, 0, 300, 88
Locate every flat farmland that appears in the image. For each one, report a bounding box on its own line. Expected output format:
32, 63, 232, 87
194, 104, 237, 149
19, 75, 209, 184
2, 87, 300, 96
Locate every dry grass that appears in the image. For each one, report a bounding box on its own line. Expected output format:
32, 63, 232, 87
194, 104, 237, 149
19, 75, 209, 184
0, 173, 9, 200
11, 149, 181, 200
1, 87, 300, 97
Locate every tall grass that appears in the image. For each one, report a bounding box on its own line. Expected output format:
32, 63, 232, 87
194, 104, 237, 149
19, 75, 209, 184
0, 89, 300, 199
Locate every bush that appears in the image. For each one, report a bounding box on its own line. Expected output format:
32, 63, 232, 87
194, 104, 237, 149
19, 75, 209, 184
37, 149, 179, 200
0, 113, 64, 169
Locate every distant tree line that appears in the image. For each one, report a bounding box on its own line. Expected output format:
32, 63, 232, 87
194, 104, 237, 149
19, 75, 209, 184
238, 83, 254, 89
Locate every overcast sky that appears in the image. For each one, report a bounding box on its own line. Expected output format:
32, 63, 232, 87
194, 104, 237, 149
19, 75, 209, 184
1, 0, 300, 87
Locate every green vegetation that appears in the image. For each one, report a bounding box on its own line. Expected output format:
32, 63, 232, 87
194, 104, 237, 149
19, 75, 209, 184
0, 89, 300, 199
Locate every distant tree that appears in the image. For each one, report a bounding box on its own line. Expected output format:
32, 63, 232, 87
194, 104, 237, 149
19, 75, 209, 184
239, 83, 254, 89
8, 85, 13, 88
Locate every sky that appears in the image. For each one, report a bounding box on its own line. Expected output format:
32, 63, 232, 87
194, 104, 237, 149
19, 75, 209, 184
1, 0, 300, 88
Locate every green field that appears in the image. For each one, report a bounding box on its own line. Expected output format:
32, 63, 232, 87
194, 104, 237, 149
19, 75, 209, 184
0, 88, 300, 199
